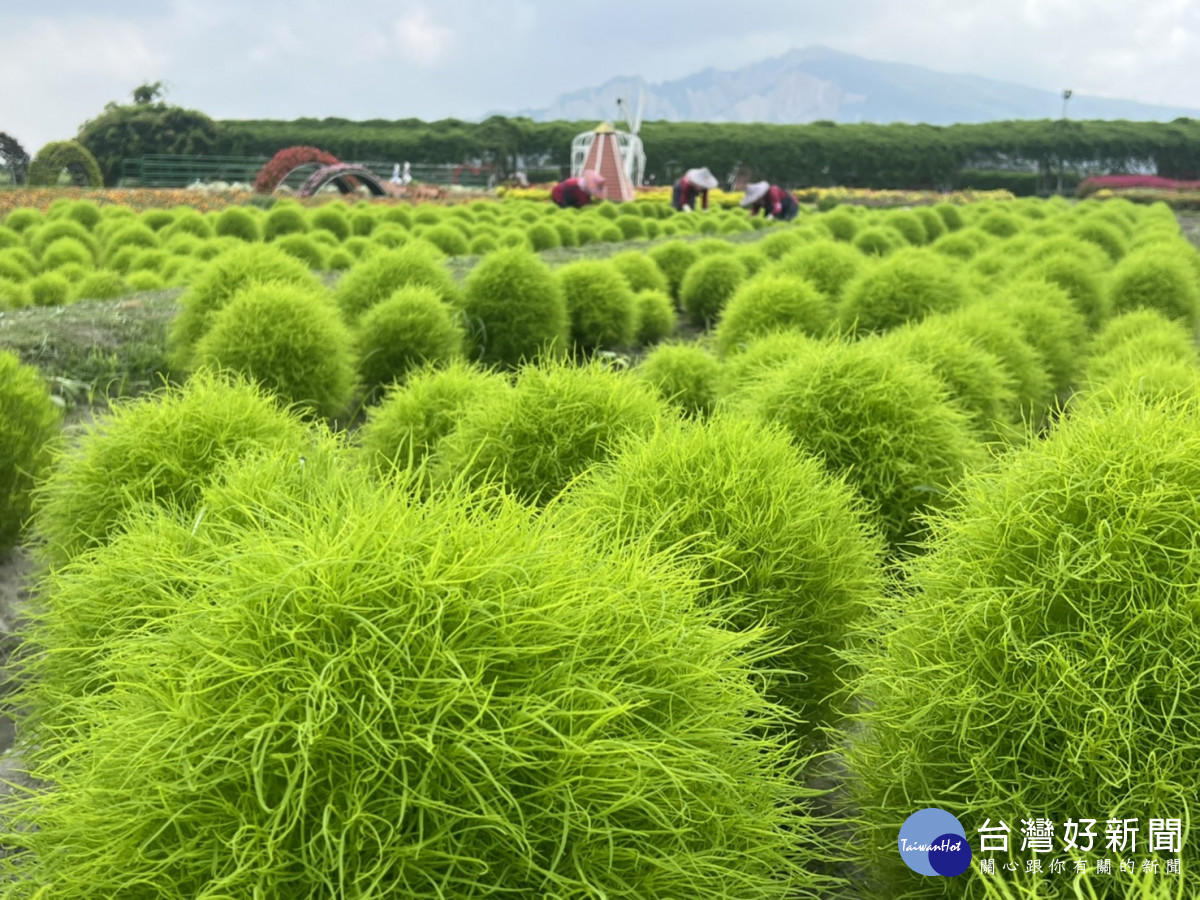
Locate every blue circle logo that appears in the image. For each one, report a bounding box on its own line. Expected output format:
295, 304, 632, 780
899, 808, 972, 877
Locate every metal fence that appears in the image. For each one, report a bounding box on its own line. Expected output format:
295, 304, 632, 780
117, 155, 496, 189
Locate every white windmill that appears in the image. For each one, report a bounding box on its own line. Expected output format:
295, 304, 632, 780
570, 86, 647, 186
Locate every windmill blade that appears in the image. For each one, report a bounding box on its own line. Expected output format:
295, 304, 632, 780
633, 86, 645, 135
616, 95, 636, 134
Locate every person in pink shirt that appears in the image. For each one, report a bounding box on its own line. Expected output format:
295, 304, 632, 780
741, 181, 799, 221
551, 169, 606, 208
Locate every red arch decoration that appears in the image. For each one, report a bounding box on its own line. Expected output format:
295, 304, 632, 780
296, 164, 386, 197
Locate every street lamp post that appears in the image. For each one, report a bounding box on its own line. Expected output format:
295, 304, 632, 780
1058, 89, 1074, 195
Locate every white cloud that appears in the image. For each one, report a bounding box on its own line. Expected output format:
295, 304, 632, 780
249, 24, 304, 65
392, 4, 453, 66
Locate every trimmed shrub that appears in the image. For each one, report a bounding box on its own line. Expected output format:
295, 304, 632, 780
0, 351, 61, 552
27, 140, 103, 187
526, 222, 561, 251
30, 219, 98, 261
930, 231, 983, 261
1084, 308, 1200, 386
161, 209, 212, 241
71, 270, 127, 301
933, 202, 964, 231
6, 443, 816, 897
356, 286, 465, 397
468, 234, 498, 255
648, 240, 699, 300
263, 204, 310, 241
975, 211, 1020, 238
191, 283, 357, 419
1107, 246, 1200, 329
272, 233, 327, 270
433, 359, 666, 504
308, 205, 350, 241
608, 250, 669, 294
0, 278, 30, 310
421, 223, 470, 256
40, 238, 94, 271
1077, 357, 1200, 413
124, 270, 165, 292
873, 318, 1020, 441
769, 240, 864, 301
838, 248, 967, 334
139, 210, 174, 232
4, 208, 41, 234
1017, 251, 1109, 329
634, 289, 677, 345
556, 260, 637, 350
369, 223, 410, 249
883, 209, 927, 245
358, 360, 512, 474
214, 206, 262, 242
565, 413, 884, 731
819, 209, 858, 241
168, 244, 325, 369
332, 243, 458, 321
459, 248, 569, 368
734, 338, 983, 551
843, 399, 1200, 896
914, 207, 946, 243
718, 330, 825, 395
987, 280, 1090, 395
27, 272, 70, 306
713, 275, 831, 356
635, 342, 722, 417
851, 227, 898, 257
1071, 219, 1127, 262
31, 371, 310, 566
679, 255, 746, 327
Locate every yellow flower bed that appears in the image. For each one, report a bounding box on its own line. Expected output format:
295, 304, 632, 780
495, 184, 1014, 207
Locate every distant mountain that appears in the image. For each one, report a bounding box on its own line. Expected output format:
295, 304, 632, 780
505, 46, 1200, 126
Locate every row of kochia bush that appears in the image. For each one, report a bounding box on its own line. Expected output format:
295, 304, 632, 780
3, 194, 1200, 896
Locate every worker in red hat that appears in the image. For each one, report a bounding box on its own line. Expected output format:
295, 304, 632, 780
741, 181, 799, 221
551, 169, 606, 208
671, 167, 719, 212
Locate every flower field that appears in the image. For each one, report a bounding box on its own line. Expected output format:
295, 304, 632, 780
1, 190, 1199, 898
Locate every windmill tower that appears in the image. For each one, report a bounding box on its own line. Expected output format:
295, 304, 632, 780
577, 122, 635, 202
570, 87, 646, 194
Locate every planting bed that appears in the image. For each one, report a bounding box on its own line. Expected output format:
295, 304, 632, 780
1, 191, 1200, 897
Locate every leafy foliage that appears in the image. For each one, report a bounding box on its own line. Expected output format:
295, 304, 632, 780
0, 351, 61, 552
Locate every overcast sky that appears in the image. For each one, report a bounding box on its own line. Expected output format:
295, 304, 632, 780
3, 0, 1199, 154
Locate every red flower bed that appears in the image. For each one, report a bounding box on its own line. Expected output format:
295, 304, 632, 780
1077, 175, 1200, 198
253, 146, 341, 193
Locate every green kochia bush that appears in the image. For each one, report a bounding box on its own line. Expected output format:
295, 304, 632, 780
735, 338, 983, 552
1085, 308, 1200, 387
635, 342, 722, 418
332, 243, 459, 321
608, 250, 669, 294
358, 360, 512, 475
679, 255, 746, 327
1106, 246, 1200, 329
838, 248, 967, 334
713, 275, 831, 356
843, 399, 1200, 897
31, 372, 311, 567
565, 414, 884, 732
769, 239, 864, 301
355, 285, 465, 398
0, 351, 61, 553
634, 289, 676, 345
987, 280, 1089, 396
192, 283, 357, 420
648, 240, 699, 300
459, 248, 569, 368
433, 359, 666, 505
4, 447, 816, 897
168, 244, 325, 370
556, 260, 637, 351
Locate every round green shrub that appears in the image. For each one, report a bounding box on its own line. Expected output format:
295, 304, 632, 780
31, 371, 311, 567
27, 271, 70, 307
635, 343, 722, 417
421, 223, 470, 256
459, 248, 569, 368
4, 208, 41, 234
838, 248, 967, 334
843, 398, 1200, 895
433, 359, 666, 504
40, 237, 94, 271
127, 248, 168, 274
30, 219, 99, 262
58, 201, 103, 230
713, 275, 831, 356
1107, 246, 1200, 329
0, 278, 31, 310
679, 255, 746, 327
597, 224, 623, 243
565, 413, 884, 731
213, 206, 262, 242
71, 270, 127, 301
0, 227, 20, 251
1071, 219, 1127, 263
735, 338, 984, 551
7, 442, 815, 897
263, 204, 310, 241
634, 289, 677, 345
1077, 357, 1200, 413
0, 351, 61, 552
0, 247, 36, 279
51, 263, 87, 285
648, 240, 699, 300
769, 240, 864, 301
930, 231, 983, 261
161, 209, 212, 241
139, 210, 174, 232
975, 211, 1020, 238
873, 318, 1020, 441
123, 270, 164, 292
525, 222, 561, 252
987, 280, 1090, 395
308, 205, 350, 241
819, 209, 858, 241
272, 233, 327, 270
358, 360, 512, 474
1084, 308, 1199, 386
332, 243, 458, 322
1017, 251, 1109, 329
556, 260, 637, 350
356, 285, 465, 397
191, 283, 356, 419
933, 202, 964, 231
851, 227, 898, 257
914, 207, 946, 243
608, 250, 669, 294
369, 223, 410, 250
883, 209, 928, 245
168, 244, 327, 369
718, 330, 825, 395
